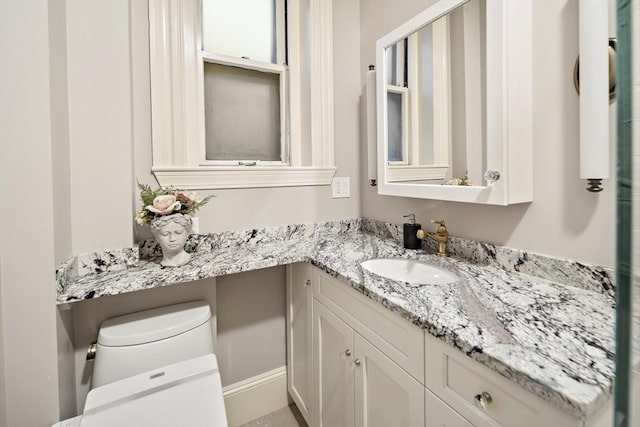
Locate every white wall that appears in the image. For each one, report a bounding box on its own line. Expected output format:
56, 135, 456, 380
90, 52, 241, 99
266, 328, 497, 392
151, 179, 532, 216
66, 0, 134, 254
49, 0, 73, 266
0, 1, 61, 426
360, 0, 617, 268
48, 1, 79, 419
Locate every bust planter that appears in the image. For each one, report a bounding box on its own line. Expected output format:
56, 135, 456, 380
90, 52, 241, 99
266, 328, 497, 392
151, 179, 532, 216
150, 214, 193, 267
135, 183, 212, 267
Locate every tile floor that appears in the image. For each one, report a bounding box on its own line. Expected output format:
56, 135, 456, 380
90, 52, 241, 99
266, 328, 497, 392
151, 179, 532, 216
238, 404, 308, 427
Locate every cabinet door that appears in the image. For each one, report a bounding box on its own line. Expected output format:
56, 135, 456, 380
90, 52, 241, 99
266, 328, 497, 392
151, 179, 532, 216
287, 263, 313, 424
425, 388, 473, 427
354, 334, 425, 427
314, 301, 355, 427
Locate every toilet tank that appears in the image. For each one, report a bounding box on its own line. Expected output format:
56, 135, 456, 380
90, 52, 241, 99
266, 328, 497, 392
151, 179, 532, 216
91, 301, 215, 388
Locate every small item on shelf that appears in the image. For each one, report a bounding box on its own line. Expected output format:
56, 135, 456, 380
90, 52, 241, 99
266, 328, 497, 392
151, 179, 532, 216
402, 214, 422, 250
442, 170, 475, 186
135, 182, 213, 267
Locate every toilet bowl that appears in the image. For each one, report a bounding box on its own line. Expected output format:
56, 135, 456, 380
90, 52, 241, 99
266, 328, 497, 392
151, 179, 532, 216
53, 301, 228, 427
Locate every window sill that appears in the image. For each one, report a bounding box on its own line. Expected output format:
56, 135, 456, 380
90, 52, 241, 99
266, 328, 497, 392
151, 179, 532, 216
387, 165, 449, 182
152, 166, 337, 190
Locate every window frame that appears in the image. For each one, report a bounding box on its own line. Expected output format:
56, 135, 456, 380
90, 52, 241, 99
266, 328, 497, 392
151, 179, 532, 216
199, 53, 289, 167
148, 0, 336, 189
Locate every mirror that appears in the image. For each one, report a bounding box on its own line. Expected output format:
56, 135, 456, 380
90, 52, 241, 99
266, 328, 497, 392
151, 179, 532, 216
384, 0, 486, 186
376, 0, 533, 205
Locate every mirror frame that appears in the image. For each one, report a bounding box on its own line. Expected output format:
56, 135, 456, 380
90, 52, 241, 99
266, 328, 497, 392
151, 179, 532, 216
376, 0, 533, 205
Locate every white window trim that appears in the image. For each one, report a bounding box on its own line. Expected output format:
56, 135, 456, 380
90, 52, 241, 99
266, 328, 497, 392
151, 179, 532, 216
385, 20, 451, 183
148, 0, 336, 190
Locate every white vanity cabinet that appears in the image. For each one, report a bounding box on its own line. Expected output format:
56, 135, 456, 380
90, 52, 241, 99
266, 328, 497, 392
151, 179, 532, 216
312, 301, 355, 427
312, 302, 425, 427
423, 334, 611, 427
353, 331, 425, 427
286, 263, 314, 425
287, 264, 612, 427
425, 388, 474, 427
312, 272, 425, 427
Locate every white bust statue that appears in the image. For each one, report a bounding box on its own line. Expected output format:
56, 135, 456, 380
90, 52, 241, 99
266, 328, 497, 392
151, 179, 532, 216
150, 214, 193, 267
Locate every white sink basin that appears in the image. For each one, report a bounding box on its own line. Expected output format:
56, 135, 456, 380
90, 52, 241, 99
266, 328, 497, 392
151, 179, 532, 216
360, 258, 459, 285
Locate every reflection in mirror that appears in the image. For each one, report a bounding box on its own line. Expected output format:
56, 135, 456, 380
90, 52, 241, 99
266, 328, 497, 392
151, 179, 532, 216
383, 0, 486, 186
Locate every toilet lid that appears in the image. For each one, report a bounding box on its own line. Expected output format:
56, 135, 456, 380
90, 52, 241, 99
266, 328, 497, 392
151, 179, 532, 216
80, 354, 227, 427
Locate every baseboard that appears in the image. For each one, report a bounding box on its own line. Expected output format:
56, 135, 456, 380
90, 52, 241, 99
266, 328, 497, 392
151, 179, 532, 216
223, 366, 290, 427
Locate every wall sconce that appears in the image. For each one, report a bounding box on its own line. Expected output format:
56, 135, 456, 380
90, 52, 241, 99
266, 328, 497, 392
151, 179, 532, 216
575, 0, 614, 192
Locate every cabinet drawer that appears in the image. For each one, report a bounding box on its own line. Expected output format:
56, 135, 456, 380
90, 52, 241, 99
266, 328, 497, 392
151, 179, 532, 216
313, 267, 424, 383
425, 333, 578, 427
425, 388, 473, 427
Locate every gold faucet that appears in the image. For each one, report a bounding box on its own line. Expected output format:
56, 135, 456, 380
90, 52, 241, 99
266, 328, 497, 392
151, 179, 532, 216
416, 219, 449, 257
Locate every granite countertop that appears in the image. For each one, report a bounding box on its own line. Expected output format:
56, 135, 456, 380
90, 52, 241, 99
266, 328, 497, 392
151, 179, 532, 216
56, 219, 617, 419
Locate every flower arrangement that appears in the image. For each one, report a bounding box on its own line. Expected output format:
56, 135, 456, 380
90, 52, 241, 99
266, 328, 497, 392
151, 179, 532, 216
135, 183, 213, 226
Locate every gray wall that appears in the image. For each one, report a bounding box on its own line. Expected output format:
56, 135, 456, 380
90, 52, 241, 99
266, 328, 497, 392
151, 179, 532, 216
216, 268, 287, 386
0, 1, 61, 426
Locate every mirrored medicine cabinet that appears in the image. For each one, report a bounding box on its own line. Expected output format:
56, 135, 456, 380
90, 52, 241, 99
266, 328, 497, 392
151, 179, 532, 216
376, 0, 533, 205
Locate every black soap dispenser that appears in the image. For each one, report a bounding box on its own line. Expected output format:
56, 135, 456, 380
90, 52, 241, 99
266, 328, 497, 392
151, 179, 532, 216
402, 214, 422, 250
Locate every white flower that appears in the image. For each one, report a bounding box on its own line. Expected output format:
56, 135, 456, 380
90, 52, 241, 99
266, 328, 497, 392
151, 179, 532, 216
443, 178, 462, 186
146, 194, 181, 215
135, 211, 148, 225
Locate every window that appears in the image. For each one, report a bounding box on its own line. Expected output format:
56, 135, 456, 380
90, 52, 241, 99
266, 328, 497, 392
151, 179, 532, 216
148, 0, 336, 189
383, 23, 451, 183
201, 0, 287, 165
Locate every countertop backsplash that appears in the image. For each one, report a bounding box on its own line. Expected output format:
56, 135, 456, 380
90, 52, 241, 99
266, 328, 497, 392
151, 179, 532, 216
360, 218, 615, 298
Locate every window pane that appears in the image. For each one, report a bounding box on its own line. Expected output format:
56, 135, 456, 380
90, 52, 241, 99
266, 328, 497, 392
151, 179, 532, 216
202, 0, 276, 64
204, 62, 281, 161
387, 91, 404, 162
385, 40, 406, 86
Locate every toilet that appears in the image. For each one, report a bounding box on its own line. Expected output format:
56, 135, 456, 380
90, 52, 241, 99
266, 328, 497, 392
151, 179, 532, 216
54, 301, 228, 427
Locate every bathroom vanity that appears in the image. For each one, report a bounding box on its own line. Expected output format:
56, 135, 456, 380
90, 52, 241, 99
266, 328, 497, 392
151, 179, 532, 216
57, 219, 615, 427
288, 262, 612, 427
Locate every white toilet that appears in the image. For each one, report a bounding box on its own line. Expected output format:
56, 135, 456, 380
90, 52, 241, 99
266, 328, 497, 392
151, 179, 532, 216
54, 301, 228, 427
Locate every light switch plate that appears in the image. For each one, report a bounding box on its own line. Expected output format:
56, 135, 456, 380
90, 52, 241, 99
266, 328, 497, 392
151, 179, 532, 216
332, 177, 350, 198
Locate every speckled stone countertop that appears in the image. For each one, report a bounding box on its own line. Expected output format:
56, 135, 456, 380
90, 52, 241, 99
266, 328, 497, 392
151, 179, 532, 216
56, 218, 617, 419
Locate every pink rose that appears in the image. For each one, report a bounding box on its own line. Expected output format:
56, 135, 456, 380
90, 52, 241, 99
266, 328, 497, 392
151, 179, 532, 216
146, 194, 181, 215
175, 191, 199, 206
